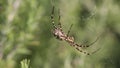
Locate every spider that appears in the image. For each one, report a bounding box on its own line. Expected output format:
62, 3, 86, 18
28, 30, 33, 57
51, 6, 100, 55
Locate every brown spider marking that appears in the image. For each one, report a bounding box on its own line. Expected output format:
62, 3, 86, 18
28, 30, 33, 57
50, 6, 100, 55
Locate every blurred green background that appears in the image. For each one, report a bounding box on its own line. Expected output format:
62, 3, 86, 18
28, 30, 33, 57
0, 0, 120, 68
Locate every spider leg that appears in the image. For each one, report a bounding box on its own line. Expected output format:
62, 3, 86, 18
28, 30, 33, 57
76, 48, 90, 55
91, 47, 101, 55
51, 6, 57, 28
67, 24, 73, 37
74, 43, 101, 55
58, 8, 63, 30
76, 34, 100, 48
77, 47, 101, 55
85, 36, 99, 47
68, 43, 90, 55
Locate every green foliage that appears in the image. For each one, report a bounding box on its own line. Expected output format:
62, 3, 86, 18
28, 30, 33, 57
0, 0, 120, 68
21, 59, 30, 68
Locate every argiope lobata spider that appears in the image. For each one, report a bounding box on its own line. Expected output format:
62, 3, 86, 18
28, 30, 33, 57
51, 6, 100, 55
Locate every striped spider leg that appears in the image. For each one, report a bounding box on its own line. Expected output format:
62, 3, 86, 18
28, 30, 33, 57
51, 6, 100, 55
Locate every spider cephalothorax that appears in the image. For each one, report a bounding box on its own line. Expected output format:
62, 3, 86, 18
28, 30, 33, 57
51, 5, 100, 55
52, 28, 66, 40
